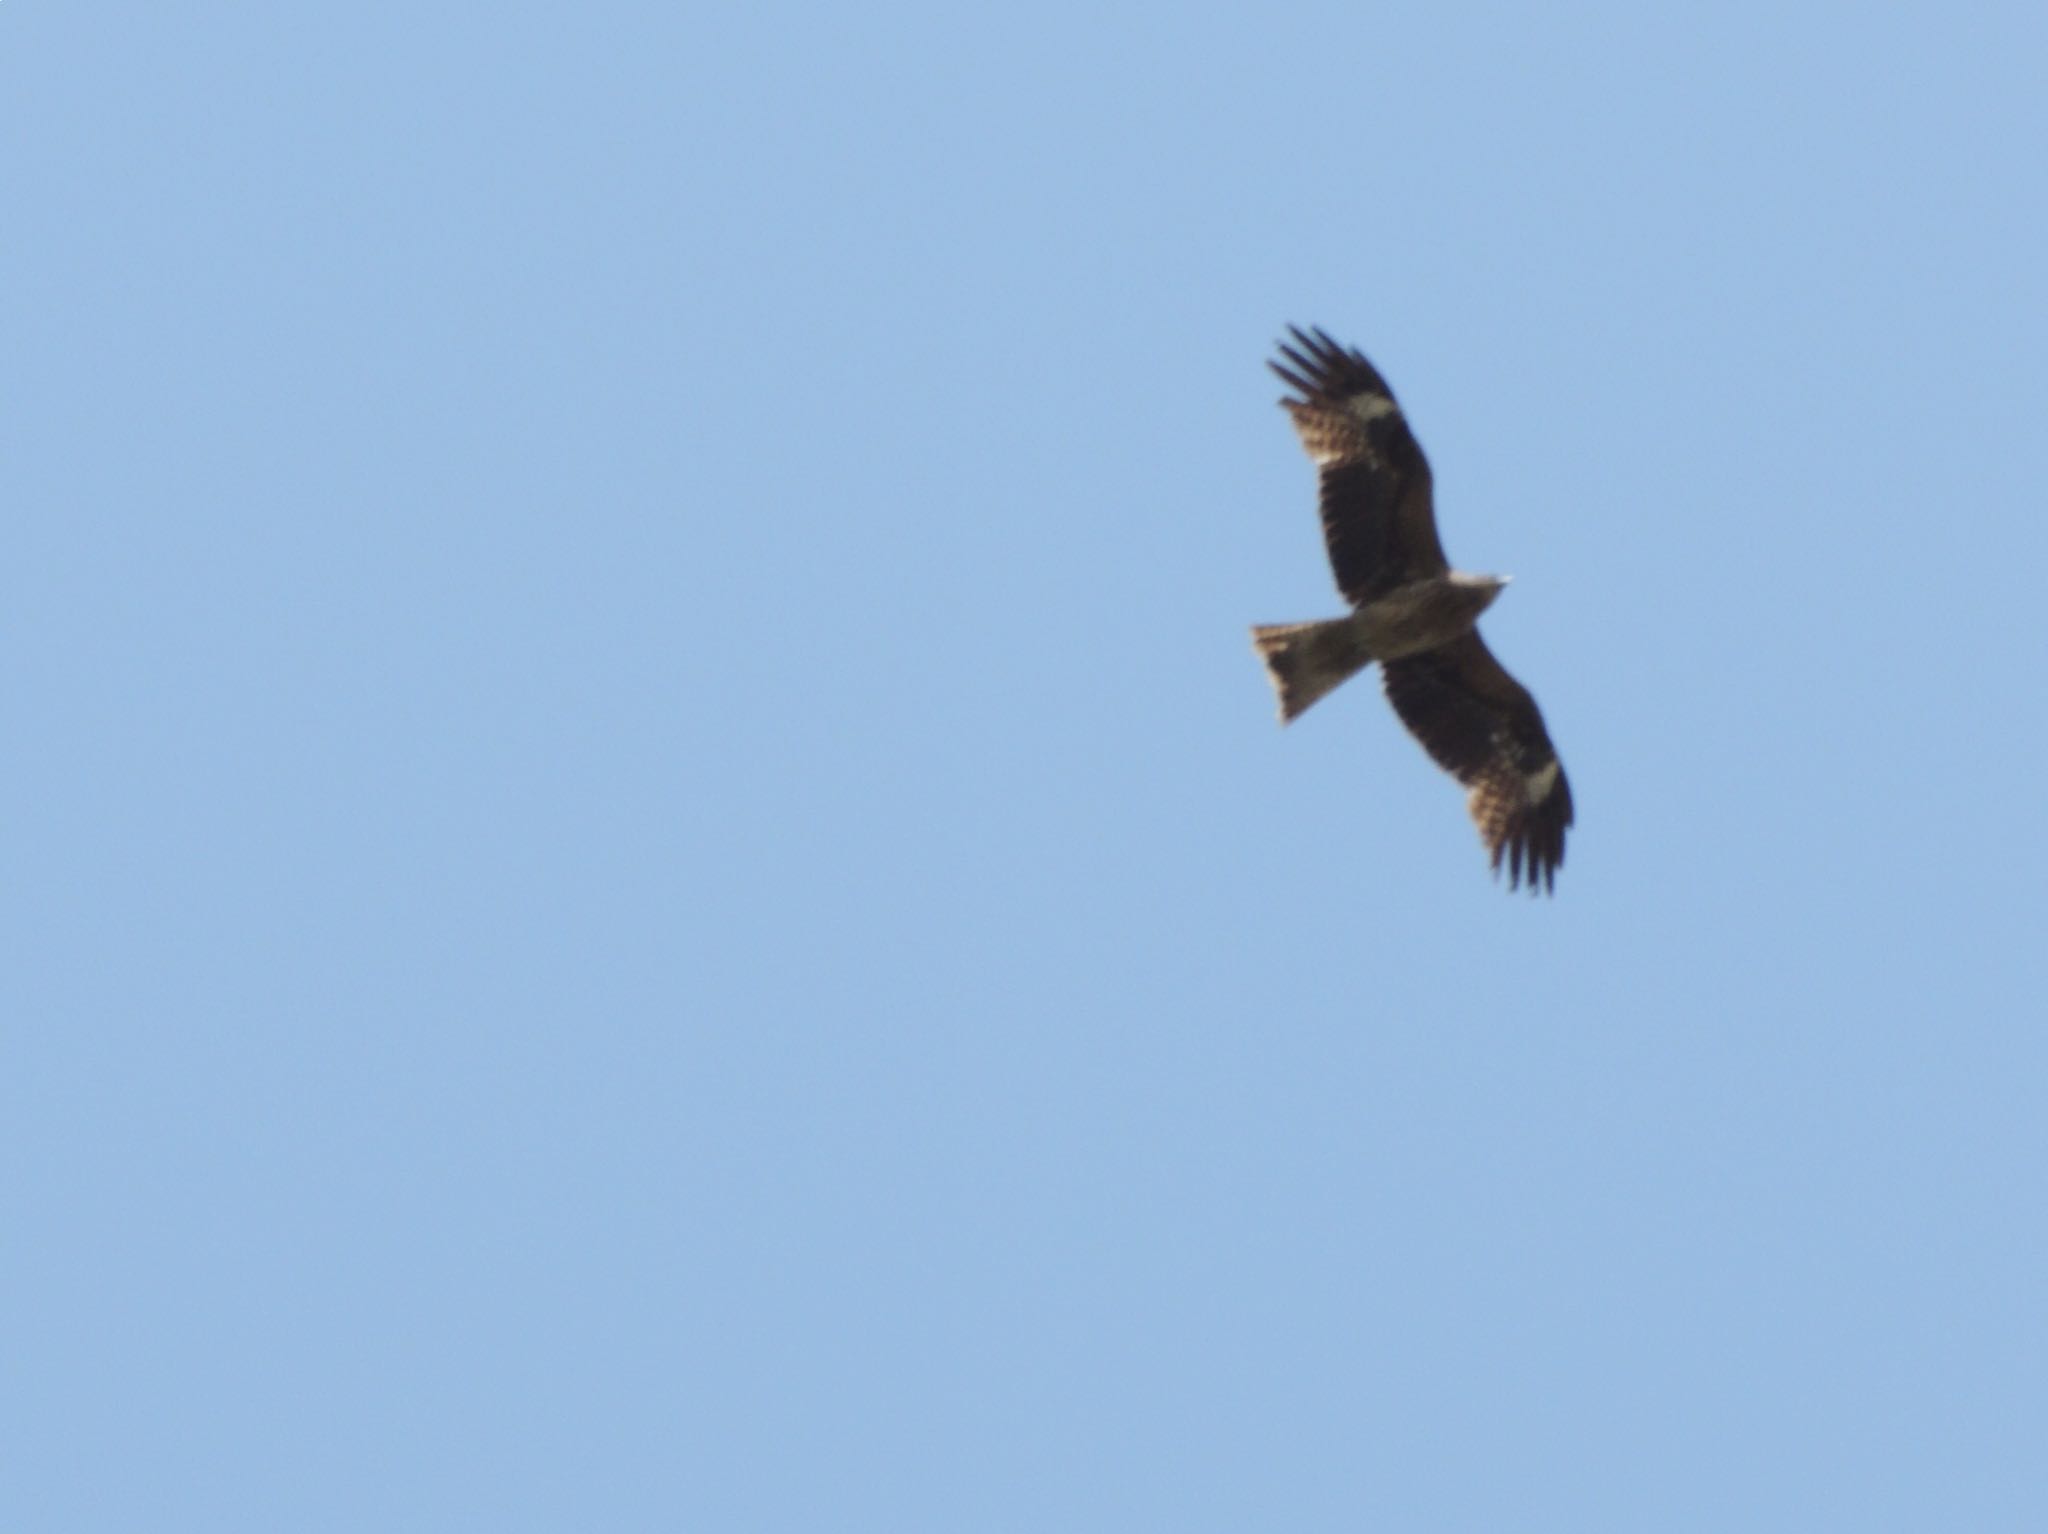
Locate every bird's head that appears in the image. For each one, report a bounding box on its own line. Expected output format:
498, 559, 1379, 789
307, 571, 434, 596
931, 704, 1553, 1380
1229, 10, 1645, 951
1452, 571, 1511, 612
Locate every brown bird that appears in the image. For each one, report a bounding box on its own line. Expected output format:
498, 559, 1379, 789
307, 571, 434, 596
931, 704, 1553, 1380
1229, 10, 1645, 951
1252, 326, 1573, 893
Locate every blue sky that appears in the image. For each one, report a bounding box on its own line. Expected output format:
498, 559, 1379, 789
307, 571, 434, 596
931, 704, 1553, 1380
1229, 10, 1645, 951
8, 2, 2047, 1528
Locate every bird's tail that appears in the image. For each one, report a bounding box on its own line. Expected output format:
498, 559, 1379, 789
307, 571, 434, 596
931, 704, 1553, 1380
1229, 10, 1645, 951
1250, 617, 1375, 723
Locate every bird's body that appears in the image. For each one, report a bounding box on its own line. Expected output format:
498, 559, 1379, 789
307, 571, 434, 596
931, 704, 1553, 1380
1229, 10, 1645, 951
1252, 572, 1507, 719
1253, 327, 1573, 893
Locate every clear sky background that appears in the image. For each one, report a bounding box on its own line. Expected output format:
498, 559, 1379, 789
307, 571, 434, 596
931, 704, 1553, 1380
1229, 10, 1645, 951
8, 3, 2047, 1529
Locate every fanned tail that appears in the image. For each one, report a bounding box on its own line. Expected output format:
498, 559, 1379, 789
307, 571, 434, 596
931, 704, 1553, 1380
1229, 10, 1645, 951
1250, 617, 1375, 723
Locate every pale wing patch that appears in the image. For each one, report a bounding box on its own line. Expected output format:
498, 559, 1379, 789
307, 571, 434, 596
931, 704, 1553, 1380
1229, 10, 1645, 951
1294, 395, 1400, 462
1292, 414, 1379, 467
1521, 759, 1560, 805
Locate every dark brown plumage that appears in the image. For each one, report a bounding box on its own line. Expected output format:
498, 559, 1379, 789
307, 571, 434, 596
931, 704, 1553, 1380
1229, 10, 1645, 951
1252, 326, 1574, 893
1268, 327, 1446, 604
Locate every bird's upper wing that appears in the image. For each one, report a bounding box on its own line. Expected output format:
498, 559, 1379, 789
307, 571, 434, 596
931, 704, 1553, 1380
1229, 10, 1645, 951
1381, 632, 1573, 893
1270, 326, 1449, 605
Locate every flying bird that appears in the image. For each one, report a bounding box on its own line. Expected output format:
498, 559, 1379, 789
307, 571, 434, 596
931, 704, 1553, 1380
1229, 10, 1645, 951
1252, 326, 1573, 893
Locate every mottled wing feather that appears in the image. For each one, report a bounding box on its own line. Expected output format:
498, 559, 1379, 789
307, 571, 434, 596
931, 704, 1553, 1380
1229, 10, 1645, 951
1381, 632, 1574, 894
1270, 326, 1448, 605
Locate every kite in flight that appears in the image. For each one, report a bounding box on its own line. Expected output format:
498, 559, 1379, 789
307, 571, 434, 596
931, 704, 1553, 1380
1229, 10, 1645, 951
1251, 326, 1573, 893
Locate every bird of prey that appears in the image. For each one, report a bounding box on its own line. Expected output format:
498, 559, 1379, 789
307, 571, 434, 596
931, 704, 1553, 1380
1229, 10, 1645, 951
1251, 326, 1573, 893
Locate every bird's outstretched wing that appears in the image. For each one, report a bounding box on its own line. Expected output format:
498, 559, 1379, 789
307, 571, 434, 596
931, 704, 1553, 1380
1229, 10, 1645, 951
1270, 326, 1448, 605
1381, 632, 1573, 893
